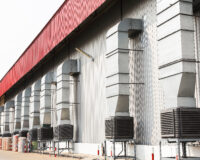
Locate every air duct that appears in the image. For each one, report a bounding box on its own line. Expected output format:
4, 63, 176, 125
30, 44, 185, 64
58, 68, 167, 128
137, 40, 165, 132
14, 93, 22, 135
9, 107, 14, 134
0, 107, 3, 136
20, 87, 31, 137
105, 18, 143, 139
29, 80, 41, 140
38, 71, 55, 140
3, 101, 14, 137
54, 59, 79, 141
1, 110, 4, 136
157, 1, 198, 138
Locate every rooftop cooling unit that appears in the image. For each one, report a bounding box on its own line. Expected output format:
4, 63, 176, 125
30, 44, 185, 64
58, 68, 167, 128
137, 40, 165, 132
29, 129, 38, 141
38, 127, 53, 141
105, 116, 134, 139
161, 107, 200, 138
54, 124, 73, 141
19, 130, 28, 137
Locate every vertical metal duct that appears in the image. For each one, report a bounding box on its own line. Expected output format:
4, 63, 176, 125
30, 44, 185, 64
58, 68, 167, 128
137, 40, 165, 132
1, 110, 4, 136
0, 107, 3, 135
30, 80, 41, 129
157, 1, 199, 139
21, 88, 31, 135
105, 18, 143, 139
3, 101, 14, 137
40, 71, 55, 126
9, 107, 14, 134
14, 93, 22, 134
55, 59, 79, 140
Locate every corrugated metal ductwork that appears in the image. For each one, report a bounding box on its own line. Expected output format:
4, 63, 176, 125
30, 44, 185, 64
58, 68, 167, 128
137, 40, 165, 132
55, 59, 80, 141
20, 88, 31, 136
3, 101, 14, 137
14, 93, 22, 134
105, 18, 143, 139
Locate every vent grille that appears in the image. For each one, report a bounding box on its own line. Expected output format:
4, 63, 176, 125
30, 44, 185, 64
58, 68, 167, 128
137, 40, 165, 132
105, 116, 134, 139
54, 124, 73, 140
29, 129, 38, 141
161, 107, 200, 138
38, 127, 53, 141
19, 130, 28, 137
2, 133, 11, 137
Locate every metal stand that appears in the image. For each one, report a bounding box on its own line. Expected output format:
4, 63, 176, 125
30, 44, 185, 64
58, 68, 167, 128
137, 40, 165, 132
38, 140, 53, 154
53, 139, 74, 156
104, 139, 136, 160
160, 138, 200, 160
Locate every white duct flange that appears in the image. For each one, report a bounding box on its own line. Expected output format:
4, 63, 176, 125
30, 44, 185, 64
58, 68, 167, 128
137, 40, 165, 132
106, 18, 143, 116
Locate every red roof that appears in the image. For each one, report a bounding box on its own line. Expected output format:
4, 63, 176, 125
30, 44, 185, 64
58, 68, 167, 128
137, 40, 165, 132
0, 0, 106, 97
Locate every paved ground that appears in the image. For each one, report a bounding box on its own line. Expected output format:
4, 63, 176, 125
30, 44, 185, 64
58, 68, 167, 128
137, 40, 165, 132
0, 150, 96, 160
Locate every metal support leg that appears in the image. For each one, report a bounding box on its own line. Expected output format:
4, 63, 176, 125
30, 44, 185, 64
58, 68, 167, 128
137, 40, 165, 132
159, 141, 162, 160
58, 141, 59, 156
53, 141, 55, 156
134, 141, 136, 160
124, 141, 126, 158
113, 141, 115, 160
178, 139, 181, 160
104, 141, 107, 160
182, 142, 187, 158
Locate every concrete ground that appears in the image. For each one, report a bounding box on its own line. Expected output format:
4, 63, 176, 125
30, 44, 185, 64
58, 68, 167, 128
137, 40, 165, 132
0, 150, 103, 160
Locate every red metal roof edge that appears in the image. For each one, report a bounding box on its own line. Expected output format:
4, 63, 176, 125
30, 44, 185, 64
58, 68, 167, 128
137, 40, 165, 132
0, 0, 67, 82
0, 0, 106, 97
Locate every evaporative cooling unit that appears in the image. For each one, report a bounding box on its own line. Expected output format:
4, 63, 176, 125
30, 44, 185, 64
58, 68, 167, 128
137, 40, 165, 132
161, 107, 200, 138
54, 124, 73, 141
29, 128, 38, 141
105, 116, 134, 139
37, 125, 53, 141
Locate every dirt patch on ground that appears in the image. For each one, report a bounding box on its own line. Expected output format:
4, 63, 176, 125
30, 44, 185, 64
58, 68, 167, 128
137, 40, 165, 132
0, 150, 104, 160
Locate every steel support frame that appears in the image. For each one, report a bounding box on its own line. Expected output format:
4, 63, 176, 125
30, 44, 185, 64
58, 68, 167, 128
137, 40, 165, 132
104, 139, 136, 160
160, 138, 200, 160
38, 140, 53, 154
53, 139, 74, 156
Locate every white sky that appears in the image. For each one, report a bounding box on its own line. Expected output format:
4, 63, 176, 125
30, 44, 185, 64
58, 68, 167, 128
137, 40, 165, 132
0, 0, 65, 80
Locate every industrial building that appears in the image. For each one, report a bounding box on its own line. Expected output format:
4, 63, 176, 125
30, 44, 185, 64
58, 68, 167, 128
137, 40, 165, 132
0, 0, 200, 159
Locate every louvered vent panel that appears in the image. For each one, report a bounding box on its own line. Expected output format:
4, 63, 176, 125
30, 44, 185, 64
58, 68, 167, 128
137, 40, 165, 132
38, 127, 53, 141
54, 124, 73, 140
105, 116, 134, 139
161, 108, 200, 138
29, 129, 38, 141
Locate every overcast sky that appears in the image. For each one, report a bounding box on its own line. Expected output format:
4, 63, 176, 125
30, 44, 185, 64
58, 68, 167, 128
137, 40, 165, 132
0, 0, 64, 80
